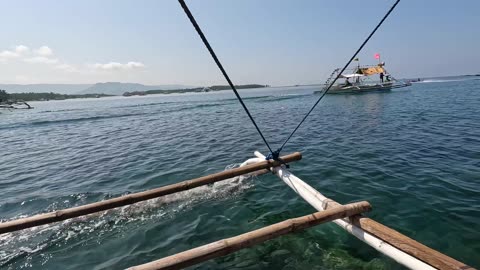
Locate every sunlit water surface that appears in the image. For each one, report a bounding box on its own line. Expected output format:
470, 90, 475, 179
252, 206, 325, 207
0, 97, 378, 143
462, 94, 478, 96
1, 78, 479, 269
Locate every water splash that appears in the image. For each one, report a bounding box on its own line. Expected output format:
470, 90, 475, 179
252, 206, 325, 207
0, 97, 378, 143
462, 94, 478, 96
0, 165, 257, 267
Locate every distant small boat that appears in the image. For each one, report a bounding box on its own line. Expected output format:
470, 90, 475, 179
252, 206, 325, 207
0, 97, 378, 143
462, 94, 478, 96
0, 100, 33, 109
123, 91, 147, 97
407, 78, 422, 83
315, 62, 411, 95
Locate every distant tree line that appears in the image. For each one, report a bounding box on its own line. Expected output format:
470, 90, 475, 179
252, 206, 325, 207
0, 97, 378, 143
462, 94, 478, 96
0, 90, 9, 102
1, 84, 269, 101
0, 89, 112, 102
139, 84, 269, 96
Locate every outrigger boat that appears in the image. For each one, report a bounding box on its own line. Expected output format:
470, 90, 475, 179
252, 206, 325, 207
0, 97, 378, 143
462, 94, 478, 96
0, 100, 33, 109
315, 62, 411, 94
1, 1, 474, 270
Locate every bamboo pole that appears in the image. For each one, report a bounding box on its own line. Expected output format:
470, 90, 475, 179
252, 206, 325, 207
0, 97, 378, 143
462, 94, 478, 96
254, 151, 473, 270
127, 201, 372, 270
350, 216, 475, 270
0, 152, 301, 235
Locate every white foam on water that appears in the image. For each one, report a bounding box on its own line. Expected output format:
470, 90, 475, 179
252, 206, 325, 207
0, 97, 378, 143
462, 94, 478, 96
0, 165, 257, 267
418, 79, 467, 83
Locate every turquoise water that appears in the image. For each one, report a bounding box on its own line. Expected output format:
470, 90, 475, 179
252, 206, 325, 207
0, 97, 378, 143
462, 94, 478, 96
1, 78, 479, 269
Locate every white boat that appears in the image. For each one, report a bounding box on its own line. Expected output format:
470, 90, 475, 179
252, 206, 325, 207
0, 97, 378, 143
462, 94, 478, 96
315, 63, 411, 94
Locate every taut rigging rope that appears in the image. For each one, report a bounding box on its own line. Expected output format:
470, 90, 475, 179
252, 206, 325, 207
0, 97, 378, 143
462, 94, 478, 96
277, 0, 401, 153
178, 0, 274, 155
178, 0, 401, 160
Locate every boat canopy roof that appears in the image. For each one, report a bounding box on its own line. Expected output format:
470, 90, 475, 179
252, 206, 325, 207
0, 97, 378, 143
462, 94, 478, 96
356, 66, 385, 76
340, 74, 365, 78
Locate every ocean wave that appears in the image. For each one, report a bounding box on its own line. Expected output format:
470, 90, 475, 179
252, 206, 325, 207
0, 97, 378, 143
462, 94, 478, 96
163, 95, 306, 113
219, 94, 306, 104
254, 94, 307, 103
38, 108, 83, 113
0, 113, 149, 131
31, 113, 148, 126
115, 101, 171, 109
164, 102, 230, 114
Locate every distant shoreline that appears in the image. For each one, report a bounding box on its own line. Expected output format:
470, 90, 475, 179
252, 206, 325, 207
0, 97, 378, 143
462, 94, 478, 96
122, 84, 269, 97
0, 84, 269, 102
1, 92, 114, 102
2, 74, 479, 102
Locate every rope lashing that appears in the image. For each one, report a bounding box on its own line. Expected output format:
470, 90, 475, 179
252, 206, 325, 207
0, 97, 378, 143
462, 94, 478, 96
265, 150, 280, 161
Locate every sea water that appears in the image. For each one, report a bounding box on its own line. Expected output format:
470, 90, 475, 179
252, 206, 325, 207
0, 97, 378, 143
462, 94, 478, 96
1, 77, 479, 269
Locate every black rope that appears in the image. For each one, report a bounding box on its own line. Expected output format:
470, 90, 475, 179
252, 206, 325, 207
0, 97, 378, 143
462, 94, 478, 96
276, 0, 401, 153
178, 0, 274, 155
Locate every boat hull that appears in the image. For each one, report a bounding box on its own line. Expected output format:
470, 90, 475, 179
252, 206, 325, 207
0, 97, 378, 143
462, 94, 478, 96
0, 101, 33, 109
315, 82, 410, 95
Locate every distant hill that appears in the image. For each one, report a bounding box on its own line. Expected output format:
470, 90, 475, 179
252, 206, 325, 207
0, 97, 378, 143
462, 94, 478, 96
80, 82, 194, 95
0, 84, 92, 94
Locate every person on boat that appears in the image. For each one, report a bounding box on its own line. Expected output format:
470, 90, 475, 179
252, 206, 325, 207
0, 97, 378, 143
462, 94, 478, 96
385, 74, 391, 82
380, 72, 384, 83
344, 78, 352, 87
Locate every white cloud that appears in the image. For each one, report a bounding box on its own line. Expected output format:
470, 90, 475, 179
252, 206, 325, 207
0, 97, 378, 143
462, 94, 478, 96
92, 61, 145, 70
34, 46, 53, 56
0, 45, 29, 61
15, 45, 30, 54
1, 43, 146, 79
0, 50, 19, 59
22, 46, 57, 65
55, 63, 77, 72
126, 61, 145, 68
24, 56, 59, 64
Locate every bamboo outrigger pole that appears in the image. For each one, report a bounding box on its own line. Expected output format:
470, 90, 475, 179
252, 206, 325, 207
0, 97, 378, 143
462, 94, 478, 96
253, 151, 473, 270
127, 201, 372, 270
0, 152, 301, 235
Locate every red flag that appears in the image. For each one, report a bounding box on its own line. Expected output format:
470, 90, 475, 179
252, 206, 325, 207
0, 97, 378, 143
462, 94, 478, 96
374, 53, 380, 59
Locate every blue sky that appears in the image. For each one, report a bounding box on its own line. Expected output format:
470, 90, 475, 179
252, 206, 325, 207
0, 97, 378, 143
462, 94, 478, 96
1, 0, 479, 85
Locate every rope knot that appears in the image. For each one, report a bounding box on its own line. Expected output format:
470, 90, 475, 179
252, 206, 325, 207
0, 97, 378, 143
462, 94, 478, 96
266, 149, 290, 169
266, 149, 280, 161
